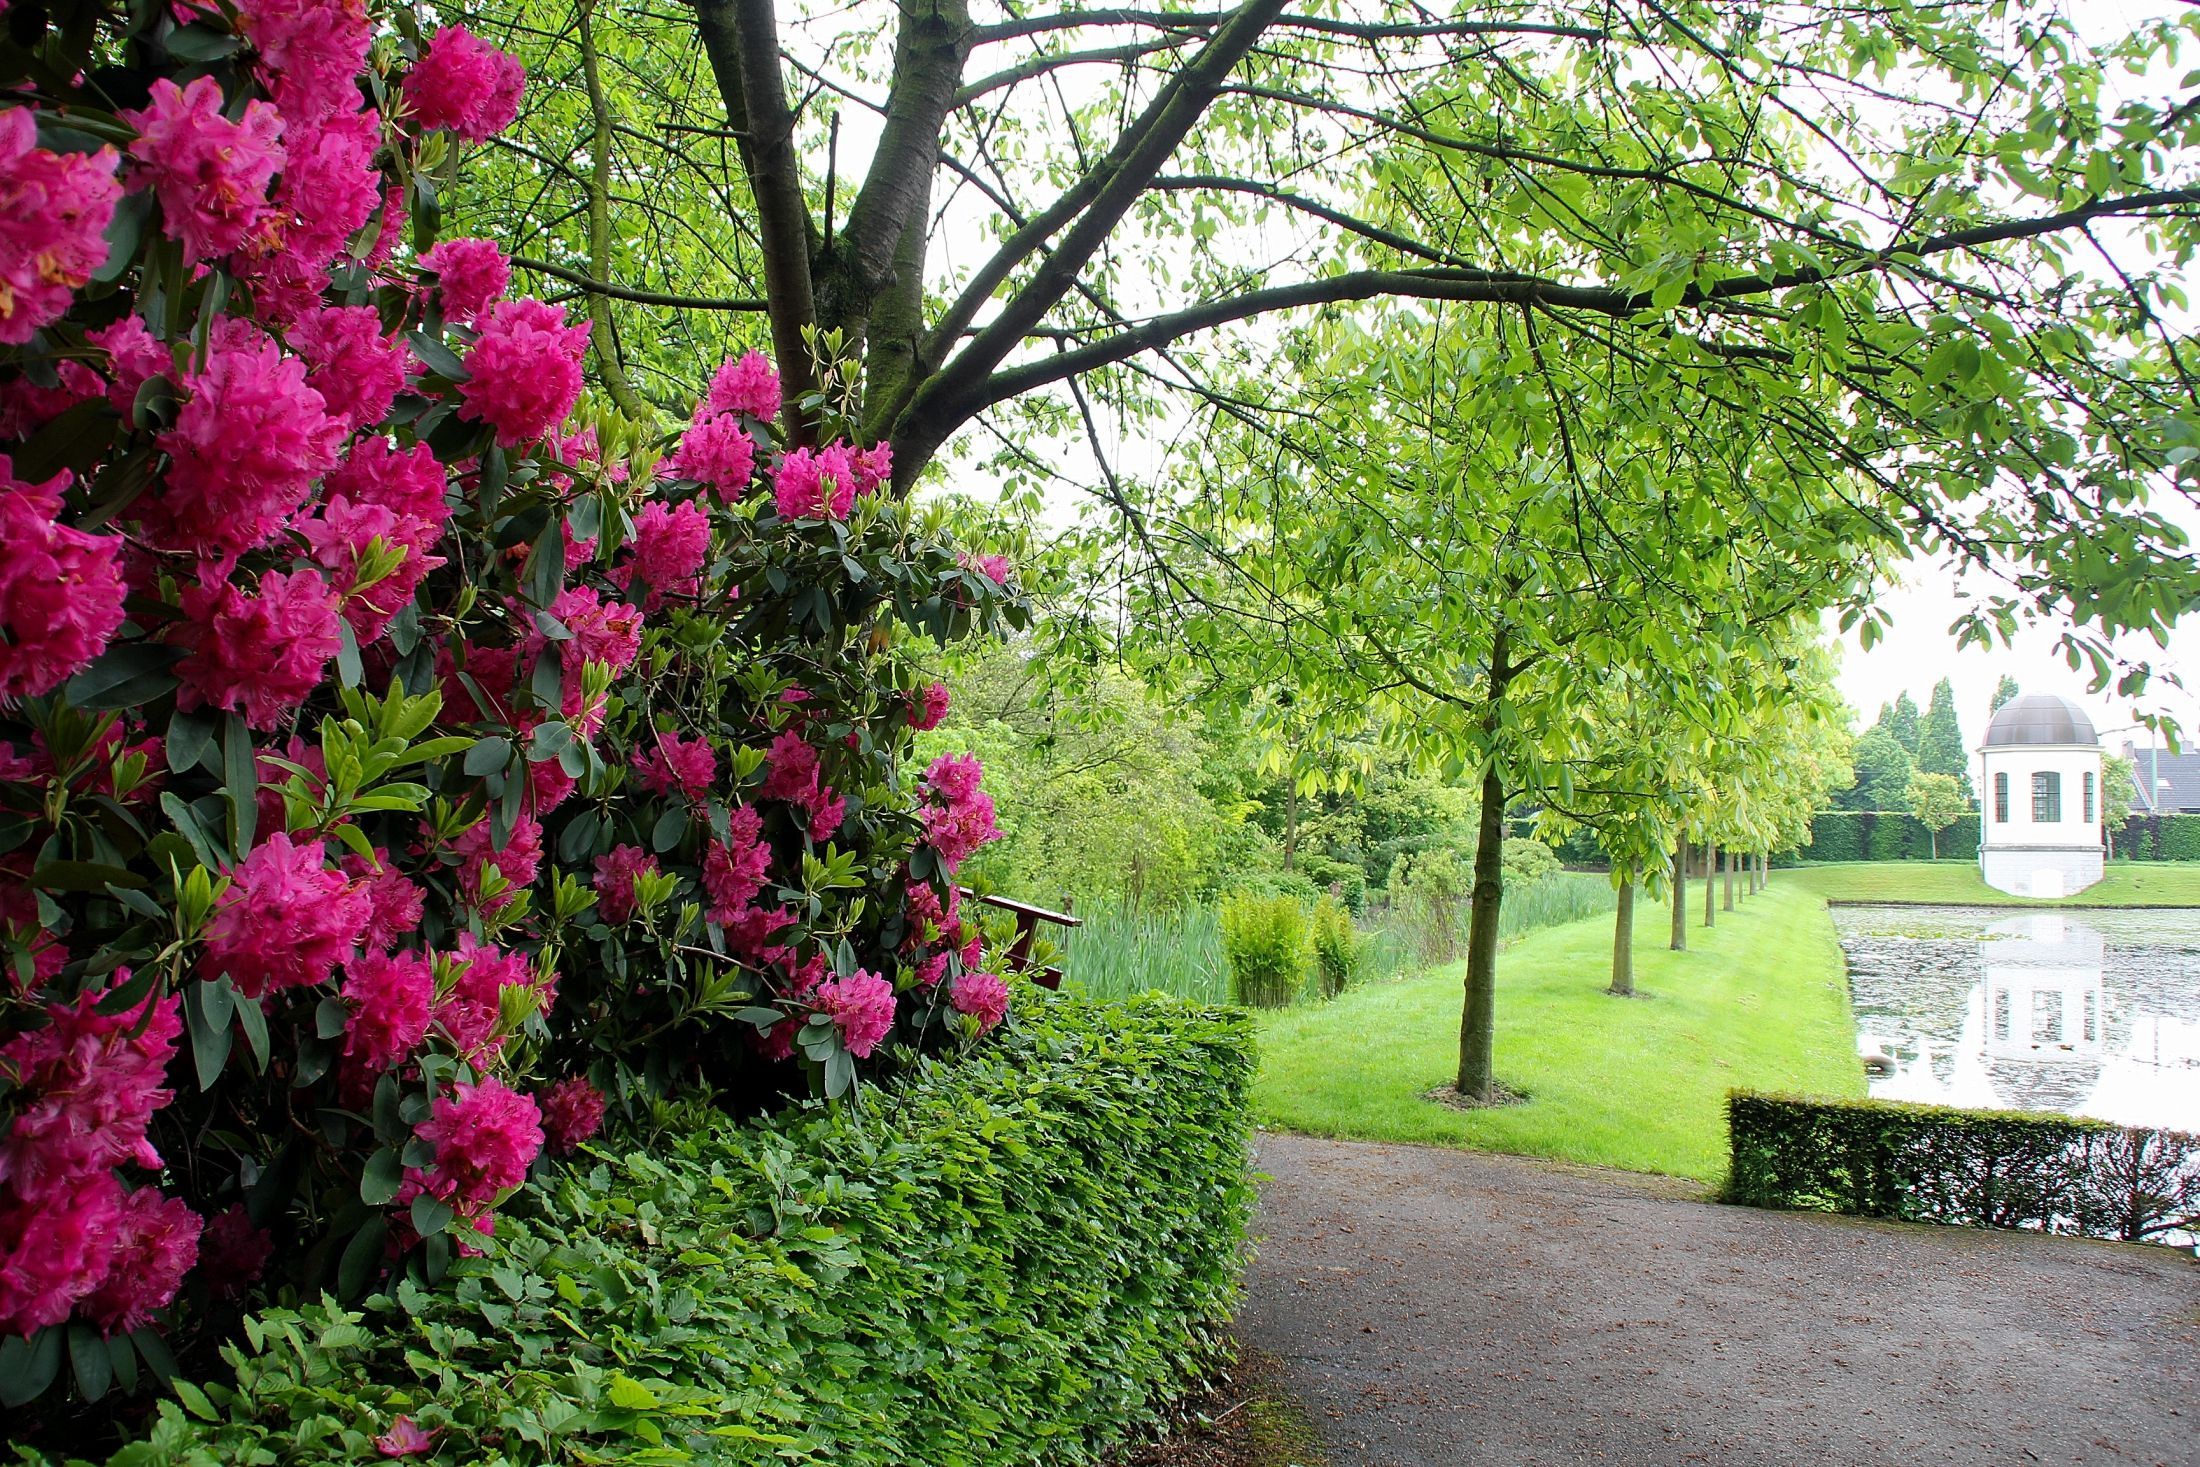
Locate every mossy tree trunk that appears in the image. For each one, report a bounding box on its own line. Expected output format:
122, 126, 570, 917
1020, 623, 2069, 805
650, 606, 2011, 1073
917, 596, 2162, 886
1610, 880, 1635, 996
1669, 839, 1688, 952
1703, 842, 1718, 928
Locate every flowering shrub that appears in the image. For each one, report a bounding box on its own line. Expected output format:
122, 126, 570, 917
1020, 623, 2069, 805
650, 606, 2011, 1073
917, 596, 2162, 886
0, 0, 1019, 1425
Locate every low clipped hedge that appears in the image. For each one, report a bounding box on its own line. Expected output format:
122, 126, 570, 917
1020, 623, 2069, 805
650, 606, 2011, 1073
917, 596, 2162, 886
37, 993, 1256, 1466
1726, 1091, 2200, 1242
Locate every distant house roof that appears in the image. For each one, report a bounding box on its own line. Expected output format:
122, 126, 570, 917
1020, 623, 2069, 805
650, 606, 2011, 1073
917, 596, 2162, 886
1980, 693, 2098, 750
2124, 744, 2200, 815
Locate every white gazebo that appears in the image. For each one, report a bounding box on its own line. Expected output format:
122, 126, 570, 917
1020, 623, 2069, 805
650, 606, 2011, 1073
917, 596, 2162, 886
1976, 693, 2104, 898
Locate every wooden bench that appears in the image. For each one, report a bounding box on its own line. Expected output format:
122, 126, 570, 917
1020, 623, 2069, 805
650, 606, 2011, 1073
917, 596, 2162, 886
961, 889, 1081, 989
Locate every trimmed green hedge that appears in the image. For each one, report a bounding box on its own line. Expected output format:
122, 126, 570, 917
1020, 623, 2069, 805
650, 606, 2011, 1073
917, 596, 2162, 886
43, 994, 1256, 1466
1726, 1091, 2200, 1241
1798, 810, 1982, 863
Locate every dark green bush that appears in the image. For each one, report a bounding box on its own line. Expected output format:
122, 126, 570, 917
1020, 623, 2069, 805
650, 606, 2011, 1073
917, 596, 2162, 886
1864, 811, 1909, 862
1801, 811, 1867, 862
35, 994, 1257, 1467
1219, 892, 1309, 1007
1799, 810, 1987, 862
1726, 1092, 2199, 1241
2158, 813, 2200, 861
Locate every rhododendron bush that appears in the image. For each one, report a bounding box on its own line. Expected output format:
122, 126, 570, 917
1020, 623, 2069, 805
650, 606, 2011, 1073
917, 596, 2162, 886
0, 0, 1020, 1423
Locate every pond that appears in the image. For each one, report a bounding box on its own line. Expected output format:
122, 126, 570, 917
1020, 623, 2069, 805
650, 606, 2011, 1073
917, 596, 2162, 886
1830, 904, 2200, 1132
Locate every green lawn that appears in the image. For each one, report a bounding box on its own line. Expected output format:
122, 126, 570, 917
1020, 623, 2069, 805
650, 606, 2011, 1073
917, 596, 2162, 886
1785, 860, 2200, 906
1253, 882, 1863, 1183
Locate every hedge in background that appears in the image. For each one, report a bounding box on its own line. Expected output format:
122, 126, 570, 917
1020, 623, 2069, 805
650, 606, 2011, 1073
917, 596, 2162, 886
1797, 810, 1982, 863
1726, 1091, 2200, 1242
31, 992, 1256, 1467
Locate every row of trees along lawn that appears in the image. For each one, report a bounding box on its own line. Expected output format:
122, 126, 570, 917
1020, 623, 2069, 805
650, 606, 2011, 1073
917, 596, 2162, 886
441, 1, 2199, 1109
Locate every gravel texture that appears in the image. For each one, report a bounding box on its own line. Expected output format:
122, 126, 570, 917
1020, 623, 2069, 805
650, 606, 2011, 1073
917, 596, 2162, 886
1239, 1133, 2200, 1467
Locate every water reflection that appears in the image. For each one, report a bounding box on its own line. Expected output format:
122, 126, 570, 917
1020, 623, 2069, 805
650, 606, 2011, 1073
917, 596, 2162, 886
1832, 905, 2200, 1131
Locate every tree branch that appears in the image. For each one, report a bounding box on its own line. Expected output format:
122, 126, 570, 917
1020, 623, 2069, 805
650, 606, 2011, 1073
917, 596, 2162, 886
510, 254, 768, 311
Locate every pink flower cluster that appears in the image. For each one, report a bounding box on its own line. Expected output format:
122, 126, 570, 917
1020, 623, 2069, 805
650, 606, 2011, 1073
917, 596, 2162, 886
772, 441, 890, 522
203, 832, 373, 998
760, 729, 847, 839
632, 731, 716, 801
413, 1076, 543, 1210
459, 298, 589, 446
922, 754, 1002, 872
403, 26, 527, 144
537, 1077, 606, 1155
420, 237, 510, 325
0, 107, 122, 345
0, 977, 202, 1337
703, 350, 780, 420
610, 499, 711, 611
122, 77, 285, 263
591, 844, 658, 923
907, 682, 951, 732
951, 971, 1010, 1033
814, 969, 896, 1058
174, 570, 344, 729
702, 806, 774, 926
0, 459, 127, 701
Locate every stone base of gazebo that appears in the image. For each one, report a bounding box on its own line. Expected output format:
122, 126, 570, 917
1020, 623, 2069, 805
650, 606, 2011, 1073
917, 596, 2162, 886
1979, 844, 2103, 898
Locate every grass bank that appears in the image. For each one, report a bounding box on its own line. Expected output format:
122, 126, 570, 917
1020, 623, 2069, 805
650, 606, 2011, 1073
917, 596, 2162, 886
1785, 860, 2200, 906
1252, 881, 1863, 1183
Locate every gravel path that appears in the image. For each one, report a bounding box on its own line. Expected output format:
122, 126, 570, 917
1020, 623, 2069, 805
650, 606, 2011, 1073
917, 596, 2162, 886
1238, 1134, 2200, 1467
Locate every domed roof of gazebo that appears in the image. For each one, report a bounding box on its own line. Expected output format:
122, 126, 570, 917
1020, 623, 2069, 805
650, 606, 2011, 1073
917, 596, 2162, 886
1981, 693, 2098, 749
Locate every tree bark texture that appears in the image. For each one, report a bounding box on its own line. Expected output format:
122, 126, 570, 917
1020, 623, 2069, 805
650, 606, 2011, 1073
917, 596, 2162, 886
1723, 850, 1735, 910
1456, 759, 1507, 1100
1703, 842, 1717, 927
1669, 839, 1688, 952
1609, 879, 1634, 996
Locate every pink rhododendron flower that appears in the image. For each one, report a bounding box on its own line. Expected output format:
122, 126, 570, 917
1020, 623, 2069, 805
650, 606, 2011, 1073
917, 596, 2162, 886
290, 303, 408, 431
374, 1416, 437, 1458
244, 100, 379, 320
923, 753, 1001, 871
912, 951, 948, 988
327, 436, 451, 531
403, 26, 525, 143
78, 1186, 201, 1335
0, 362, 99, 443
416, 1077, 543, 1207
86, 315, 168, 415
814, 970, 895, 1058
719, 901, 795, 960
341, 848, 426, 949
174, 570, 344, 728
251, 734, 322, 836
458, 297, 589, 446
0, 107, 122, 344
419, 236, 510, 325
702, 349, 779, 420
611, 499, 710, 611
199, 1203, 272, 1300
203, 833, 372, 998
238, 0, 371, 122
0, 1172, 121, 1335
0, 459, 127, 701
301, 494, 448, 639
529, 585, 644, 679
631, 731, 716, 800
951, 970, 1010, 1033
772, 443, 856, 521
453, 811, 542, 914
145, 320, 344, 562
806, 784, 846, 841
537, 1077, 606, 1155
528, 757, 577, 812
433, 933, 538, 1060
908, 682, 950, 732
666, 412, 758, 503
760, 729, 819, 803
850, 442, 893, 495
341, 948, 434, 1074
591, 844, 657, 923
0, 976, 180, 1204
123, 77, 285, 262
701, 806, 772, 924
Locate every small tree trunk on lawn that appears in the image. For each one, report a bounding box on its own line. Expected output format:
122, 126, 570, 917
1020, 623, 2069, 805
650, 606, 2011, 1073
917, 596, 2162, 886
1703, 842, 1718, 927
1928, 828, 1939, 859
1723, 850, 1736, 910
1609, 880, 1635, 996
1455, 760, 1507, 1100
1669, 839, 1688, 952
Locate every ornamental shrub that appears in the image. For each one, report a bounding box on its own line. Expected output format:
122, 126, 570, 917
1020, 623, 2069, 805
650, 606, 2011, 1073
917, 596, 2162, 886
1218, 892, 1307, 1008
1725, 1092, 2200, 1242
34, 992, 1258, 1466
1307, 894, 1361, 999
0, 0, 1022, 1422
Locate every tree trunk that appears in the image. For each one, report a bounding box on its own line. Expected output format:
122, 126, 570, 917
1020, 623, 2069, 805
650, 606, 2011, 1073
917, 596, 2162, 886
1722, 849, 1736, 911
1760, 851, 1770, 888
1929, 829, 1939, 859
1669, 839, 1688, 952
1609, 880, 1635, 996
1455, 760, 1508, 1100
1703, 842, 1717, 927
1282, 777, 1298, 872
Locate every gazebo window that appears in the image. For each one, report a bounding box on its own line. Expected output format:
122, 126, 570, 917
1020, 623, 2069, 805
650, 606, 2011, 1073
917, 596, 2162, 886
2031, 771, 2061, 822
2083, 770, 2095, 822
1993, 772, 2008, 822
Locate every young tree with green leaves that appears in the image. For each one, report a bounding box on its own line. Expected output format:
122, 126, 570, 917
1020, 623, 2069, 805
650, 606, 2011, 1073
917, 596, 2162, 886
1906, 772, 1971, 859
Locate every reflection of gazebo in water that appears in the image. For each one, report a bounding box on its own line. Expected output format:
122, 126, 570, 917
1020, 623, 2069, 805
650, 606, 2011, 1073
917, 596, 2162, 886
1980, 914, 2105, 1113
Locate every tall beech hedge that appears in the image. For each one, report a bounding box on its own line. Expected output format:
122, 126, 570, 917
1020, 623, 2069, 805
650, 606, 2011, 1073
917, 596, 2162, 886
37, 992, 1257, 1466
1726, 1091, 2200, 1242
